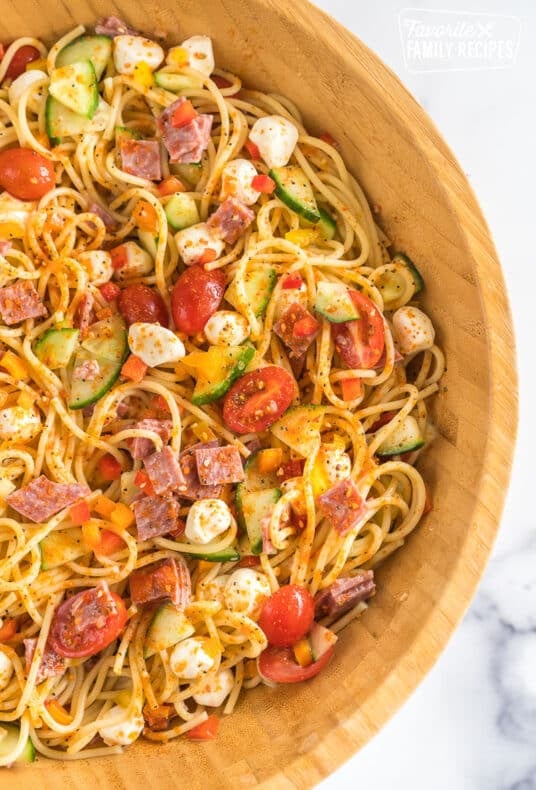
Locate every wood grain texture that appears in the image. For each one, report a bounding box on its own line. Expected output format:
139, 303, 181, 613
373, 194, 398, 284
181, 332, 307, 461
1, 0, 517, 787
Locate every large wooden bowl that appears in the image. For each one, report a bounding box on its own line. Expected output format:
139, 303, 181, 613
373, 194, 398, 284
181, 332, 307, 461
2, 0, 517, 787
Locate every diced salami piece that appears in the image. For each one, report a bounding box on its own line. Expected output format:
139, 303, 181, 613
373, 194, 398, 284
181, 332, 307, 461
116, 400, 130, 418
318, 479, 366, 536
133, 495, 180, 541
73, 359, 100, 381
290, 352, 307, 380
0, 280, 47, 325
128, 418, 172, 460
195, 444, 245, 486
314, 571, 376, 617
178, 440, 222, 501
95, 15, 140, 37
143, 446, 185, 496
261, 516, 276, 555
0, 241, 12, 256
7, 475, 90, 522
88, 201, 118, 230
207, 197, 255, 244
273, 302, 320, 359
373, 347, 403, 370
158, 99, 213, 164
24, 637, 66, 683
120, 139, 162, 181
129, 556, 191, 607
73, 292, 95, 339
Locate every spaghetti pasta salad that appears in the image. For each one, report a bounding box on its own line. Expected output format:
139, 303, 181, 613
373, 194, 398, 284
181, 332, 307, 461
0, 17, 444, 765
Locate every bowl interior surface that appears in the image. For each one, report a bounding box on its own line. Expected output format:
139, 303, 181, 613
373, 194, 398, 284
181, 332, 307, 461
1, 1, 516, 787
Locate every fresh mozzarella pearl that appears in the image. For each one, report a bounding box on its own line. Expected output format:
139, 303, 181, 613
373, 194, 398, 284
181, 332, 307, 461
249, 115, 299, 169
113, 241, 153, 280
392, 306, 435, 355
174, 222, 224, 266
128, 322, 185, 367
113, 35, 164, 76
317, 446, 352, 484
8, 70, 47, 106
169, 637, 216, 679
193, 668, 234, 707
77, 250, 113, 286
179, 35, 214, 78
0, 407, 41, 443
198, 574, 229, 606
185, 499, 232, 544
98, 705, 144, 746
220, 159, 260, 206
204, 311, 249, 347
0, 651, 14, 690
0, 192, 35, 238
223, 568, 271, 620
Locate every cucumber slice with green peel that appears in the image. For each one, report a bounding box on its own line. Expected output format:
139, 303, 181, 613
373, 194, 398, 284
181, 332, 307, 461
68, 315, 127, 410
314, 282, 359, 323
236, 487, 281, 554
164, 193, 200, 231
375, 254, 425, 309
392, 253, 424, 294
80, 315, 127, 361
271, 404, 326, 457
376, 415, 425, 457
238, 450, 281, 494
115, 125, 142, 145
34, 327, 79, 369
183, 547, 241, 562
154, 71, 203, 92
301, 207, 337, 240
55, 34, 112, 80
137, 229, 159, 258
0, 725, 36, 764
170, 160, 203, 188
269, 165, 321, 223
183, 344, 255, 406
46, 96, 111, 145
308, 622, 337, 661
144, 603, 195, 658
40, 527, 86, 570
225, 265, 276, 318
49, 60, 99, 119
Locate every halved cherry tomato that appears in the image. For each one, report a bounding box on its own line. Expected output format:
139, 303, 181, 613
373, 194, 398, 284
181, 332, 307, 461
170, 99, 198, 128
211, 74, 232, 90
0, 147, 55, 200
170, 265, 225, 334
48, 587, 128, 658
99, 282, 121, 302
158, 176, 186, 196
98, 453, 122, 481
3, 45, 40, 81
187, 714, 220, 740
258, 584, 315, 647
244, 138, 260, 160
258, 643, 334, 683
251, 174, 275, 194
281, 273, 304, 289
118, 283, 169, 327
368, 410, 396, 433
222, 365, 297, 434
331, 290, 385, 369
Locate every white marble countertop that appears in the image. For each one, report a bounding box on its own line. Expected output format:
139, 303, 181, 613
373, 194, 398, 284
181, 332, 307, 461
313, 1, 535, 788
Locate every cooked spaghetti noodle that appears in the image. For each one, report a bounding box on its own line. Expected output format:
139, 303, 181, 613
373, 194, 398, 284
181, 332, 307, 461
0, 19, 444, 765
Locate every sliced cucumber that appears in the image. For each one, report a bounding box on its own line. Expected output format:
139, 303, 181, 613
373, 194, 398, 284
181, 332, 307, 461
49, 60, 98, 119
308, 622, 337, 661
269, 165, 320, 223
392, 253, 424, 294
154, 71, 203, 92
80, 315, 127, 360
182, 344, 255, 406
68, 315, 127, 410
120, 470, 138, 504
183, 547, 241, 562
376, 415, 425, 457
301, 207, 337, 240
115, 125, 142, 145
34, 327, 79, 369
225, 265, 276, 318
137, 229, 159, 259
164, 194, 200, 231
238, 450, 281, 494
170, 160, 203, 188
237, 487, 280, 554
40, 526, 86, 570
46, 96, 111, 145
55, 34, 112, 80
144, 603, 195, 658
0, 724, 35, 764
314, 282, 359, 323
271, 405, 326, 457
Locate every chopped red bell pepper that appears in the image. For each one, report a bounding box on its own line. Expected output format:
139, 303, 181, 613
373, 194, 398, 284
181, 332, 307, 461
110, 244, 128, 270
244, 138, 261, 160
97, 529, 127, 556
197, 248, 218, 265
170, 99, 198, 128
276, 458, 305, 481
237, 555, 261, 568
187, 715, 220, 741
320, 131, 338, 147
134, 470, 156, 497
281, 273, 304, 289
121, 355, 148, 383
98, 453, 122, 481
251, 174, 275, 194
292, 314, 319, 338
158, 176, 186, 196
340, 377, 363, 400
69, 500, 91, 525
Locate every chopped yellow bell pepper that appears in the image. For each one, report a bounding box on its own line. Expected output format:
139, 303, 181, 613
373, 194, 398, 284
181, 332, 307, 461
167, 46, 189, 67
26, 58, 47, 72
197, 560, 214, 575
293, 637, 314, 667
0, 221, 25, 239
256, 448, 283, 474
116, 690, 131, 708
110, 502, 135, 530
192, 421, 215, 442
133, 61, 154, 89
81, 520, 101, 550
17, 390, 34, 409
93, 495, 115, 519
202, 637, 222, 660
0, 351, 29, 379
285, 229, 320, 247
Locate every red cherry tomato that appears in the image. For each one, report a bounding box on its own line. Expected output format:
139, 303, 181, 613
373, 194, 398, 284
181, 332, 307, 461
258, 643, 334, 683
258, 584, 315, 647
331, 290, 385, 369
48, 587, 128, 658
3, 45, 40, 81
0, 147, 55, 201
118, 283, 169, 327
222, 365, 297, 434
171, 265, 225, 334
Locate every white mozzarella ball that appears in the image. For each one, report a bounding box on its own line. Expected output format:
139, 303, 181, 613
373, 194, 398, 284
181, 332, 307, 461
77, 250, 113, 286
220, 159, 260, 206
8, 70, 47, 106
185, 499, 232, 544
112, 241, 153, 281
0, 407, 41, 443
179, 35, 214, 77
223, 568, 271, 620
0, 192, 35, 238
128, 322, 185, 367
193, 668, 234, 707
98, 705, 144, 746
174, 222, 224, 266
204, 311, 249, 347
0, 651, 14, 690
249, 115, 299, 169
392, 306, 435, 355
198, 574, 229, 606
113, 35, 164, 75
170, 637, 216, 679
317, 445, 352, 485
